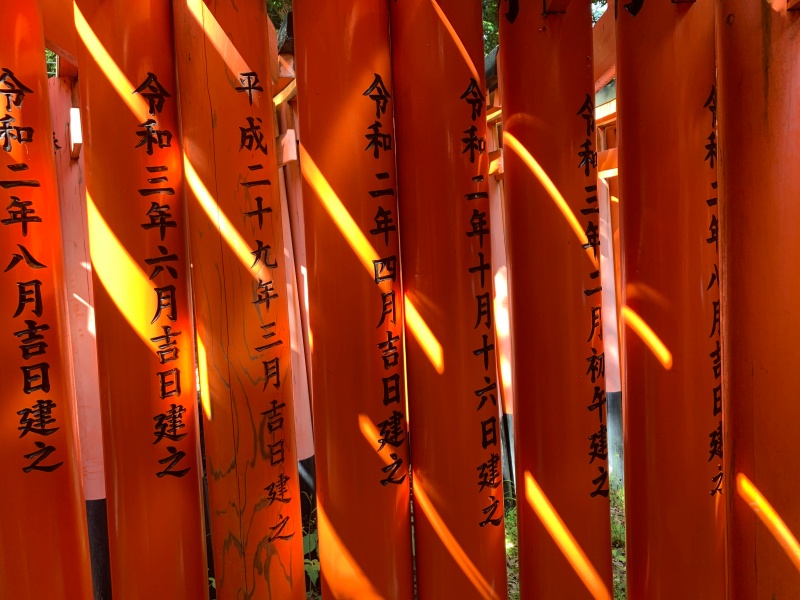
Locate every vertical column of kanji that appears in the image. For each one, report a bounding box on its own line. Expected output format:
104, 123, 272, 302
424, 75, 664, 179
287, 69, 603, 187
0, 4, 93, 598
390, 1, 507, 598
616, 1, 725, 598
718, 1, 800, 597
173, 1, 305, 598
499, 2, 613, 598
293, 1, 414, 597
75, 1, 208, 598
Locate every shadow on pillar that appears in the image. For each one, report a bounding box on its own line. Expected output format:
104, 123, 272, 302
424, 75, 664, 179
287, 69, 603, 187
86, 499, 112, 599
606, 391, 624, 487
298, 456, 319, 595
501, 414, 516, 508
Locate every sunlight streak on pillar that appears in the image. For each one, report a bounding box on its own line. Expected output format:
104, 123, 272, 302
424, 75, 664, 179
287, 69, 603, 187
524, 472, 612, 600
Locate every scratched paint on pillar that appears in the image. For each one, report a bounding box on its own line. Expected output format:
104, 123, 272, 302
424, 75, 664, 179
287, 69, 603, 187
0, 4, 93, 598
172, 1, 304, 597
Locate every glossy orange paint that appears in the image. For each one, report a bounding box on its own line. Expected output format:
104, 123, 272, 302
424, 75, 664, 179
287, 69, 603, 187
294, 1, 415, 597
616, 1, 725, 598
172, 0, 305, 597
48, 75, 107, 504
0, 4, 92, 598
390, 1, 507, 598
718, 1, 800, 597
499, 2, 613, 598
75, 1, 208, 597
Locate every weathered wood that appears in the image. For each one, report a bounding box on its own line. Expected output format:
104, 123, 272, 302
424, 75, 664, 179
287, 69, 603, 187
172, 0, 305, 597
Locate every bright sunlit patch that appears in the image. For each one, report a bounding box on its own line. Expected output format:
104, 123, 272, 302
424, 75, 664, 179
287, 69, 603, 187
299, 143, 444, 374
414, 480, 501, 600
430, 0, 480, 83
524, 472, 612, 600
358, 414, 392, 465
183, 154, 266, 278
598, 168, 618, 179
503, 132, 597, 269
72, 294, 97, 337
595, 99, 616, 122
621, 306, 673, 370
300, 265, 313, 352
737, 473, 800, 572
86, 191, 153, 346
299, 144, 377, 275
74, 2, 150, 123
404, 296, 444, 374
273, 79, 297, 107
317, 503, 383, 599
197, 338, 212, 421
186, 0, 251, 85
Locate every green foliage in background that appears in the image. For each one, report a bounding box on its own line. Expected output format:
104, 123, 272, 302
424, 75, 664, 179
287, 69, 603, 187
483, 0, 609, 55
505, 503, 520, 600
483, 0, 500, 54
267, 0, 292, 28
263, 0, 610, 55
45, 49, 58, 78
610, 482, 627, 599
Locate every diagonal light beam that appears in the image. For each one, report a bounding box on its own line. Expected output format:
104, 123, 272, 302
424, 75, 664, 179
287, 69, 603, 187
524, 472, 611, 600
299, 143, 444, 374
504, 131, 598, 269
737, 473, 800, 573
73, 2, 150, 123
621, 306, 673, 370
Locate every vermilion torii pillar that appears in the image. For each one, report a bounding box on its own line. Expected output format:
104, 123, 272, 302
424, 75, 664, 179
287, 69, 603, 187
75, 1, 208, 597
390, 1, 507, 598
294, 1, 415, 597
718, 1, 800, 597
499, 1, 613, 598
0, 3, 93, 597
616, 1, 725, 598
172, 0, 305, 597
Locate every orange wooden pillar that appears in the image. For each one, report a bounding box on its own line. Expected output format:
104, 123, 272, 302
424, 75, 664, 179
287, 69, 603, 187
172, 1, 305, 597
499, 2, 613, 598
48, 73, 113, 599
616, 1, 725, 597
293, 2, 415, 598
718, 2, 800, 596
390, 2, 507, 598
75, 1, 208, 597
0, 4, 93, 598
